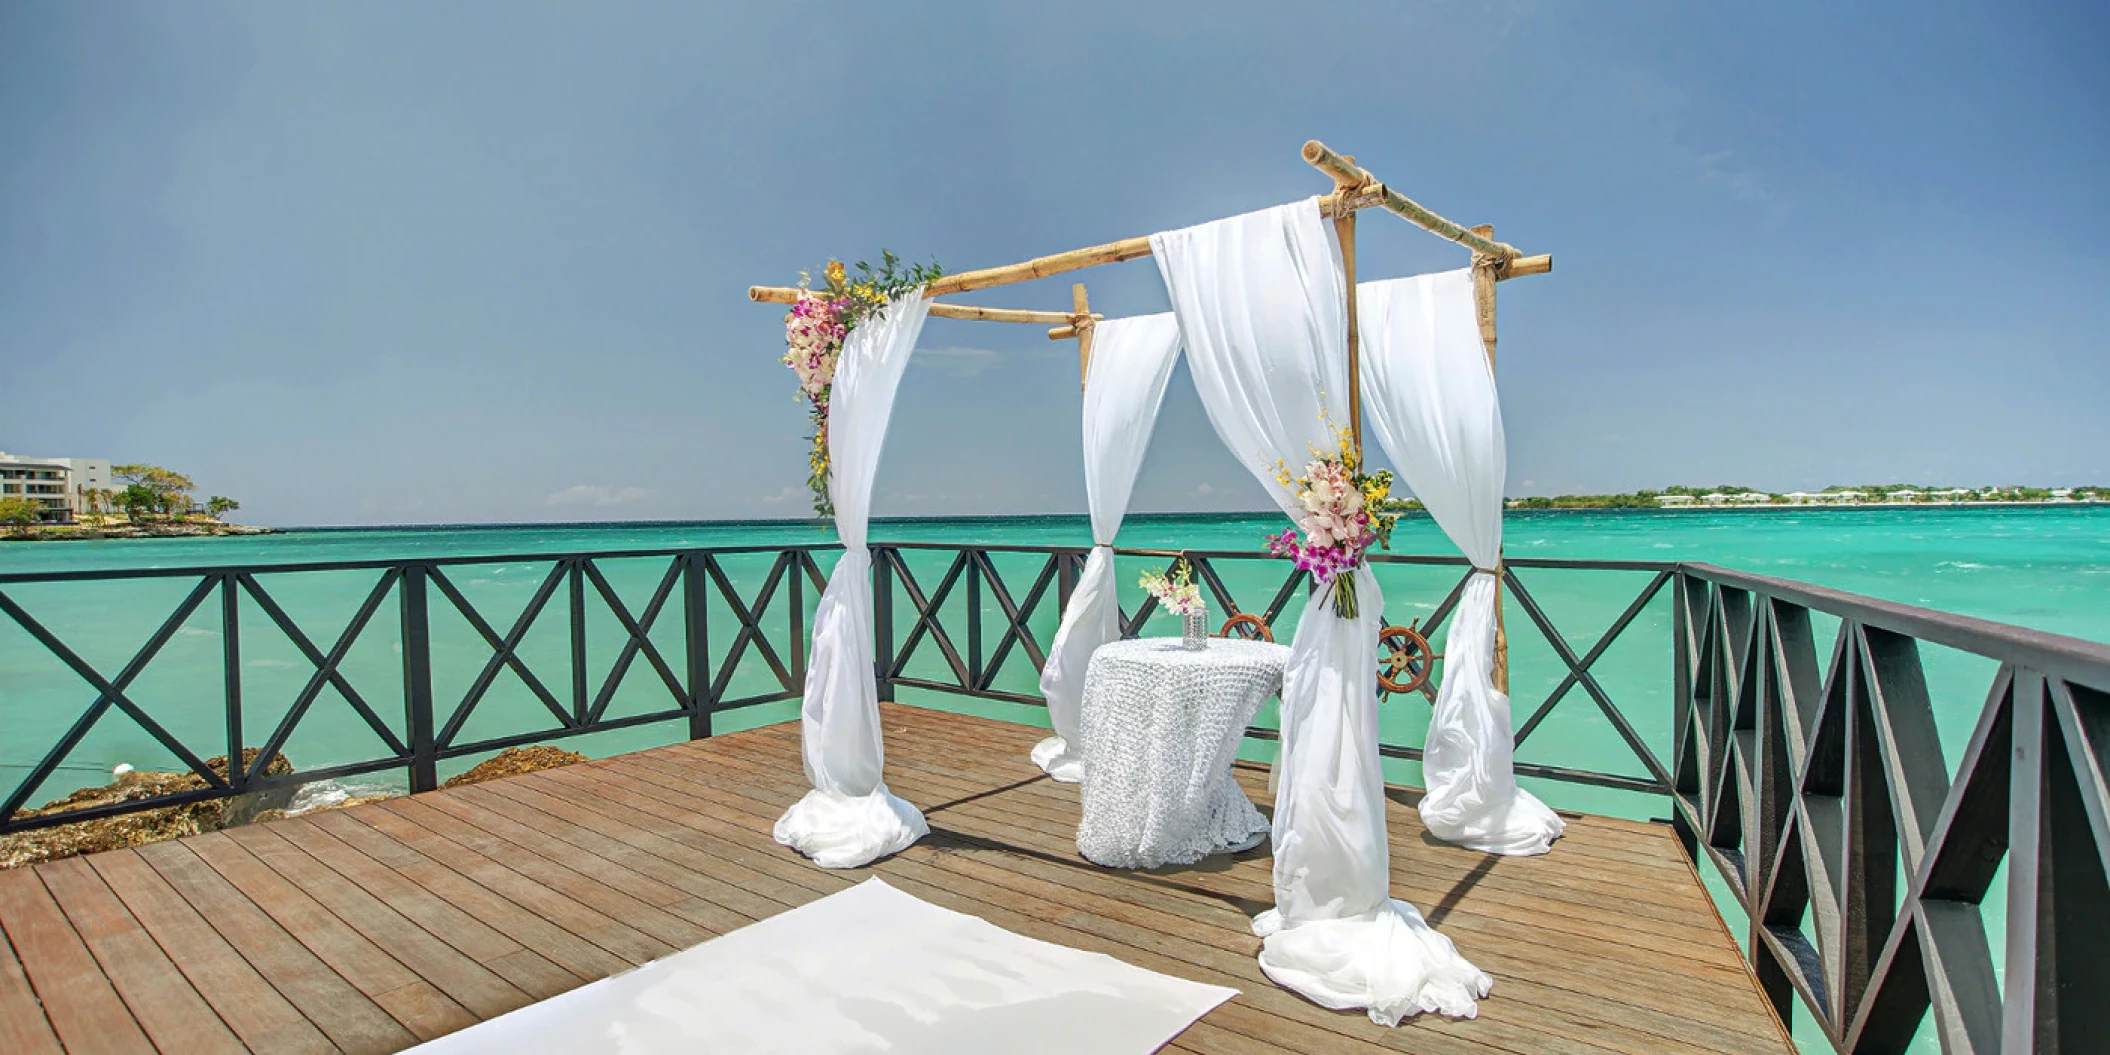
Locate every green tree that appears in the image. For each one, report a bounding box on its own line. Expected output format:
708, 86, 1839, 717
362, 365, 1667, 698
207, 496, 239, 520
118, 484, 161, 523
0, 496, 37, 535
114, 464, 195, 522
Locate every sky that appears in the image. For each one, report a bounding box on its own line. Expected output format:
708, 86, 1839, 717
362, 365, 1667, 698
2, 1, 2105, 526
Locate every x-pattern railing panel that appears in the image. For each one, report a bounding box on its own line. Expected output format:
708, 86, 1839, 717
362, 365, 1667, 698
0, 577, 229, 821
238, 570, 409, 780
1672, 563, 2110, 1053
0, 544, 835, 832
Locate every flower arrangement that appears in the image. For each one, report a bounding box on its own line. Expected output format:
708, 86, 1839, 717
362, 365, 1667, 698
1263, 421, 1406, 619
781, 251, 944, 517
1139, 558, 1205, 617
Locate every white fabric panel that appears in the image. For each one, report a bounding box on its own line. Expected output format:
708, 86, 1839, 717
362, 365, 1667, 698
1034, 313, 1183, 782
406, 878, 1238, 1054
775, 292, 932, 868
1357, 270, 1564, 857
1152, 200, 1490, 1024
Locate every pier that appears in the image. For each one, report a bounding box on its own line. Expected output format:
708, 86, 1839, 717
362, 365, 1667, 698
2, 543, 2106, 1051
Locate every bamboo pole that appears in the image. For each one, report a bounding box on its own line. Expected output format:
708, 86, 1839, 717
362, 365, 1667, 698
1305, 141, 1527, 263
746, 285, 1092, 326
1327, 159, 1365, 458
890, 142, 1548, 301
1072, 283, 1095, 391
1469, 223, 1511, 696
757, 148, 1548, 308
924, 237, 1157, 297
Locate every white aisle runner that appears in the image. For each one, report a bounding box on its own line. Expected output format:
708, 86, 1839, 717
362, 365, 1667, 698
409, 878, 1237, 1054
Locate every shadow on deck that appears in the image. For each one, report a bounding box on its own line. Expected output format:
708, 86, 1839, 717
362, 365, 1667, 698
0, 704, 1794, 1054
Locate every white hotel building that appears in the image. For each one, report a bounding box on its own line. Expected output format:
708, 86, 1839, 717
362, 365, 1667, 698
0, 452, 113, 522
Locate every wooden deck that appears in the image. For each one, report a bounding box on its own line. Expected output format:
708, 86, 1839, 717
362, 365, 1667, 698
0, 704, 1793, 1054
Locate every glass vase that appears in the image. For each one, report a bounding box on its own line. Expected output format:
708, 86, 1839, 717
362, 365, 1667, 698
1182, 607, 1209, 651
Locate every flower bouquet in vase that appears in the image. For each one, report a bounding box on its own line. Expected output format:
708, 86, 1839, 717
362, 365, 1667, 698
1264, 424, 1404, 620
1140, 558, 1209, 651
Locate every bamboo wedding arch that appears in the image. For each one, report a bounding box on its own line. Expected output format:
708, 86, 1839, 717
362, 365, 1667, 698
748, 139, 1552, 690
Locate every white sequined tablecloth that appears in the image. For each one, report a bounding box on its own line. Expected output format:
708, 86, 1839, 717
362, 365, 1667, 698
1075, 637, 1290, 869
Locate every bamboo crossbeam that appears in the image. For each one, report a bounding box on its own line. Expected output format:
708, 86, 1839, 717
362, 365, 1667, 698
1304, 141, 1527, 261
745, 285, 1091, 325
923, 238, 1157, 297
916, 207, 1541, 304
762, 139, 1548, 323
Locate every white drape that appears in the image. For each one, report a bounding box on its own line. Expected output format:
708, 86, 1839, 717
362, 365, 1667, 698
1358, 270, 1564, 857
1153, 201, 1490, 1024
774, 291, 933, 869
1034, 313, 1184, 782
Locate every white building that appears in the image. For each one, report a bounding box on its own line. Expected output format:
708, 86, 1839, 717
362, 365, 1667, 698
1735, 492, 1775, 504
1655, 494, 1695, 506
0, 453, 114, 522
1700, 492, 1734, 504
1887, 489, 1922, 502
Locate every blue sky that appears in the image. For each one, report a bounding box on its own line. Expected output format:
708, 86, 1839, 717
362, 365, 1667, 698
2, 1, 2104, 526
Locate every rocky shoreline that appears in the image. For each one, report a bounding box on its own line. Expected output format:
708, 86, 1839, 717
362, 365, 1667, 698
3, 522, 278, 542
1, 745, 588, 870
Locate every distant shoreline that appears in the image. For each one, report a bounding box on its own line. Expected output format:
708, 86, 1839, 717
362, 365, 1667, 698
1517, 499, 2109, 513
156, 501, 2110, 535
2, 523, 278, 543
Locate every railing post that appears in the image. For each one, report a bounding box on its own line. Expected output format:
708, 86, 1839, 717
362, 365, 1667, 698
1057, 550, 1080, 615
400, 564, 438, 793
789, 550, 806, 683
569, 559, 588, 725
967, 551, 984, 690
873, 547, 894, 702
685, 552, 712, 740
1671, 568, 1699, 861
221, 573, 243, 791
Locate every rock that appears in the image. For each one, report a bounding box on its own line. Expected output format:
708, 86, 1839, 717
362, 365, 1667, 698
442, 745, 589, 789
0, 749, 293, 870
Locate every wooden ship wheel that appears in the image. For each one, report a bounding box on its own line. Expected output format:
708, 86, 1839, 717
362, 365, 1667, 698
1377, 619, 1442, 701
1219, 611, 1274, 642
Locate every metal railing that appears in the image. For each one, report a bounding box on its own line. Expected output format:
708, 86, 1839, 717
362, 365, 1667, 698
1671, 563, 2110, 1053
0, 545, 835, 833
3, 541, 2105, 1049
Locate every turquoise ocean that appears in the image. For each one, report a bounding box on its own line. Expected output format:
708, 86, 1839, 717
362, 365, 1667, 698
4, 505, 2103, 810
3, 506, 2102, 1051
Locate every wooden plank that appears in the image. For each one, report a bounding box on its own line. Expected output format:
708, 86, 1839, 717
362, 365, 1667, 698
133, 838, 417, 1054
182, 829, 477, 1042
0, 703, 1792, 1055
722, 728, 1729, 937
86, 849, 335, 1054
591, 748, 1587, 1055
838, 729, 1783, 1032
0, 867, 155, 1054
34, 855, 245, 1054
221, 822, 535, 1022
265, 813, 581, 1001
624, 733, 1778, 1055
373, 796, 725, 947
687, 713, 1780, 1050
301, 809, 635, 983
340, 804, 677, 966
440, 781, 790, 921
0, 889, 65, 1055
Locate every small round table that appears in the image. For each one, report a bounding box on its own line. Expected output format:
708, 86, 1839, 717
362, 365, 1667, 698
1074, 637, 1290, 869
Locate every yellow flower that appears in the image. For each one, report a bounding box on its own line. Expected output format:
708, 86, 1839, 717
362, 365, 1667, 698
825, 260, 846, 286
